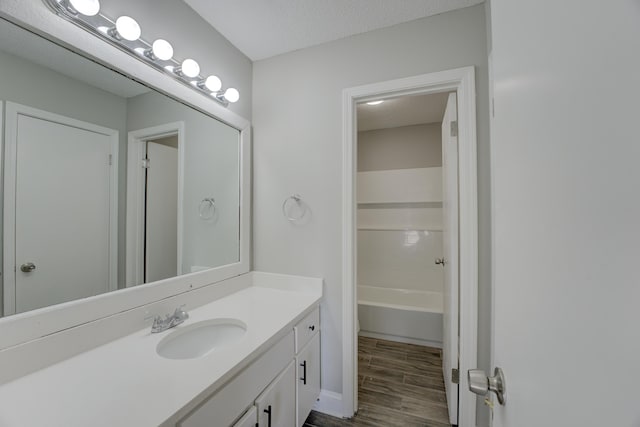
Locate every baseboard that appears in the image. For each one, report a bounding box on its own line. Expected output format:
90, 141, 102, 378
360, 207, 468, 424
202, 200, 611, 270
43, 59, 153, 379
313, 389, 343, 418
359, 331, 443, 348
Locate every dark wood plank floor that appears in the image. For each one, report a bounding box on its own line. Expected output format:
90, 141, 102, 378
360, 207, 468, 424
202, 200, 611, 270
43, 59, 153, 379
304, 336, 451, 427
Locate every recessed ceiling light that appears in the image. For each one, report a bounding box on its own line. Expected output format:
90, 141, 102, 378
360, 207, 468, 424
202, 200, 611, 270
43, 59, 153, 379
366, 100, 384, 106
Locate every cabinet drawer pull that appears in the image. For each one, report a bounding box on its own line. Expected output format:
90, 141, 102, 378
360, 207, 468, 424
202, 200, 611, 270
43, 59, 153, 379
300, 360, 307, 385
263, 405, 272, 427
308, 325, 315, 331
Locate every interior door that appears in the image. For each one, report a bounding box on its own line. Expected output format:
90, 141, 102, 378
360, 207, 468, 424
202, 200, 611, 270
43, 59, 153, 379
4, 103, 117, 314
486, 1, 640, 426
144, 141, 178, 283
441, 93, 459, 425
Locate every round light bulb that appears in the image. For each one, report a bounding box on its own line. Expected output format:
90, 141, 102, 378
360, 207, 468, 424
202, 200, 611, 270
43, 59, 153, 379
180, 59, 200, 78
224, 88, 240, 103
115, 16, 141, 41
68, 0, 100, 16
151, 39, 173, 61
204, 75, 222, 92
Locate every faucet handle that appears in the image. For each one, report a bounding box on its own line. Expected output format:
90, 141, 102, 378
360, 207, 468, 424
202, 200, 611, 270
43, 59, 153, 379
173, 304, 189, 320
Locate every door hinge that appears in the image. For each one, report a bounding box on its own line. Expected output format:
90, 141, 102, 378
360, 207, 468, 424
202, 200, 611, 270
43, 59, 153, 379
141, 157, 150, 169
450, 120, 458, 137
452, 368, 460, 384
108, 154, 113, 166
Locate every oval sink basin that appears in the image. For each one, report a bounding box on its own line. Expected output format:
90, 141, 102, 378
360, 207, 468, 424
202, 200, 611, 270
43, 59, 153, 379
156, 318, 247, 360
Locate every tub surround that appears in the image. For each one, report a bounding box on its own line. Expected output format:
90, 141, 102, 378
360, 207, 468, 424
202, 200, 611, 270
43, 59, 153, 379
0, 272, 322, 426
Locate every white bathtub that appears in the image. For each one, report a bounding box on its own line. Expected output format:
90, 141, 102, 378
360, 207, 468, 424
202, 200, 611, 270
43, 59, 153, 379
358, 285, 443, 347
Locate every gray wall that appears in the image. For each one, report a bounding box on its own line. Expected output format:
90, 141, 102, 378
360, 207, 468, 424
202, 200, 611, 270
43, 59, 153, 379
358, 123, 442, 172
252, 5, 491, 424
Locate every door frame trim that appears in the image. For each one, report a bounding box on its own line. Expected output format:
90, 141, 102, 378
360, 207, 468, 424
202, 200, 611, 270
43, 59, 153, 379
341, 66, 478, 425
126, 122, 185, 287
2, 101, 119, 315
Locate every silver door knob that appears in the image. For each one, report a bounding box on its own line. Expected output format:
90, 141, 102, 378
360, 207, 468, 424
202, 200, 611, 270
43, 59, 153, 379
20, 262, 36, 273
468, 367, 506, 405
435, 258, 445, 266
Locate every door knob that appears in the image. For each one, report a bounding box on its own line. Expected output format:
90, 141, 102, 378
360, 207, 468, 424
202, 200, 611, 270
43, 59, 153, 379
468, 367, 506, 405
435, 258, 445, 266
20, 262, 36, 273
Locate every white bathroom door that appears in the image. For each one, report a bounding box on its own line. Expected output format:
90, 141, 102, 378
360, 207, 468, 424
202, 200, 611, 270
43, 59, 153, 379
144, 141, 178, 283
4, 102, 118, 315
441, 92, 459, 425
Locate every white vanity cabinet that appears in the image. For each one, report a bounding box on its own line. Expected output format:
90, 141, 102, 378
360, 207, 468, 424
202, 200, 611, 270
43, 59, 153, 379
177, 305, 321, 427
293, 307, 321, 427
256, 361, 296, 427
232, 406, 257, 427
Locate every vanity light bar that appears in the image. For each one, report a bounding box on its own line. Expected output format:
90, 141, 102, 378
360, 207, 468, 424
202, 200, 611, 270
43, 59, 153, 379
44, 0, 240, 107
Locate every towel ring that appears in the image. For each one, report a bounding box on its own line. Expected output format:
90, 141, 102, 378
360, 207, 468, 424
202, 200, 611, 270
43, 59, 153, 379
199, 197, 216, 220
282, 194, 305, 222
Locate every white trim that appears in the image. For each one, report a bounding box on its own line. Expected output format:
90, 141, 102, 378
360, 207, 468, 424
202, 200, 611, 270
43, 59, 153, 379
2, 101, 119, 316
358, 331, 443, 349
313, 389, 344, 419
0, 100, 4, 316
342, 67, 478, 425
0, 7, 252, 351
126, 122, 185, 287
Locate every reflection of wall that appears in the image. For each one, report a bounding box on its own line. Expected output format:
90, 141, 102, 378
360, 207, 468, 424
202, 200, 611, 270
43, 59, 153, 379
0, 49, 129, 289
126, 91, 240, 273
358, 124, 442, 172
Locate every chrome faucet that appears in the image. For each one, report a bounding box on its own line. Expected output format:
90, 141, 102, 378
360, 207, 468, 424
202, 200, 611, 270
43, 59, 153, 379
149, 305, 189, 333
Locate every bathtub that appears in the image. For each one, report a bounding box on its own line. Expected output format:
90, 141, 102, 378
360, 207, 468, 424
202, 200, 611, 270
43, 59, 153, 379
358, 285, 443, 347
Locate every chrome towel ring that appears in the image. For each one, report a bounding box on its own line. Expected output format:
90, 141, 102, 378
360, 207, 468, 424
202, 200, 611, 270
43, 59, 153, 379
199, 197, 216, 220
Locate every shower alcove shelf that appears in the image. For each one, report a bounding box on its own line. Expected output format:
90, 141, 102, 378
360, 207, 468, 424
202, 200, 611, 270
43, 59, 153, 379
357, 167, 443, 231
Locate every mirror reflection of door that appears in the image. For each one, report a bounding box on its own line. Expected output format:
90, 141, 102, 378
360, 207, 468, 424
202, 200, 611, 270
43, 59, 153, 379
144, 136, 178, 283
3, 102, 118, 315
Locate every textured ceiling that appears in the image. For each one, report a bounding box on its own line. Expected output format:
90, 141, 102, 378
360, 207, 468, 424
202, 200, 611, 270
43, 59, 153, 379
184, 0, 484, 61
357, 92, 450, 131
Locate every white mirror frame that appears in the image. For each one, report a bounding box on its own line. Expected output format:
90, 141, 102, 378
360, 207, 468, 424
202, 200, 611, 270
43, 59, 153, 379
0, 2, 251, 351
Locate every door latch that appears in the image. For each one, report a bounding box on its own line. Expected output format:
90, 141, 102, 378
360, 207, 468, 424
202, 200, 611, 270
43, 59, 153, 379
468, 367, 506, 405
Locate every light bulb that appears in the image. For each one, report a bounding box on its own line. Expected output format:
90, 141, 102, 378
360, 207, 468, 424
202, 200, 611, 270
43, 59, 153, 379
68, 0, 100, 16
203, 75, 222, 92
151, 39, 173, 61
179, 59, 200, 78
114, 16, 141, 41
223, 88, 240, 103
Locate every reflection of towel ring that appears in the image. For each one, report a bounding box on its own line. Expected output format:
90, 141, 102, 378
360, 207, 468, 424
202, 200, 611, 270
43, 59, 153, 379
282, 194, 305, 222
199, 197, 216, 220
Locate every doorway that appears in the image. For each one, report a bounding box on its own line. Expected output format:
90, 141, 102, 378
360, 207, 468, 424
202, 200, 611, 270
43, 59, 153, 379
342, 67, 478, 426
126, 122, 185, 286
2, 102, 119, 315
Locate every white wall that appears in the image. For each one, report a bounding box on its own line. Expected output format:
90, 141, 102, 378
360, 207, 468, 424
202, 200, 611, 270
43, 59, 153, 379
490, 0, 640, 425
358, 123, 442, 171
252, 6, 491, 422
127, 91, 241, 273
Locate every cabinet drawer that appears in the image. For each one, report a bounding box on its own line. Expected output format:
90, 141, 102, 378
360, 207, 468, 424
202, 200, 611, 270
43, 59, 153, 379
179, 331, 294, 427
232, 406, 257, 427
294, 307, 319, 353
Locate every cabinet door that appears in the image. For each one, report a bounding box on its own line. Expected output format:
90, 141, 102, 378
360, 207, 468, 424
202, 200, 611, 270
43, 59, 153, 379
256, 361, 295, 427
296, 333, 320, 427
232, 406, 257, 427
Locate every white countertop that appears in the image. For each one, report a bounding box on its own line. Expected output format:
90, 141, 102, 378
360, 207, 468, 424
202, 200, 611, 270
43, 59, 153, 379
0, 277, 321, 427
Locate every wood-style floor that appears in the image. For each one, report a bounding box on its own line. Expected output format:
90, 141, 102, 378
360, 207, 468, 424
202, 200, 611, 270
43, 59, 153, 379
304, 336, 451, 427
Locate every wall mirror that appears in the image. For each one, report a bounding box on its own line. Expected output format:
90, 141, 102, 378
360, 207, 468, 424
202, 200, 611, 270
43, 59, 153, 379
0, 14, 249, 329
